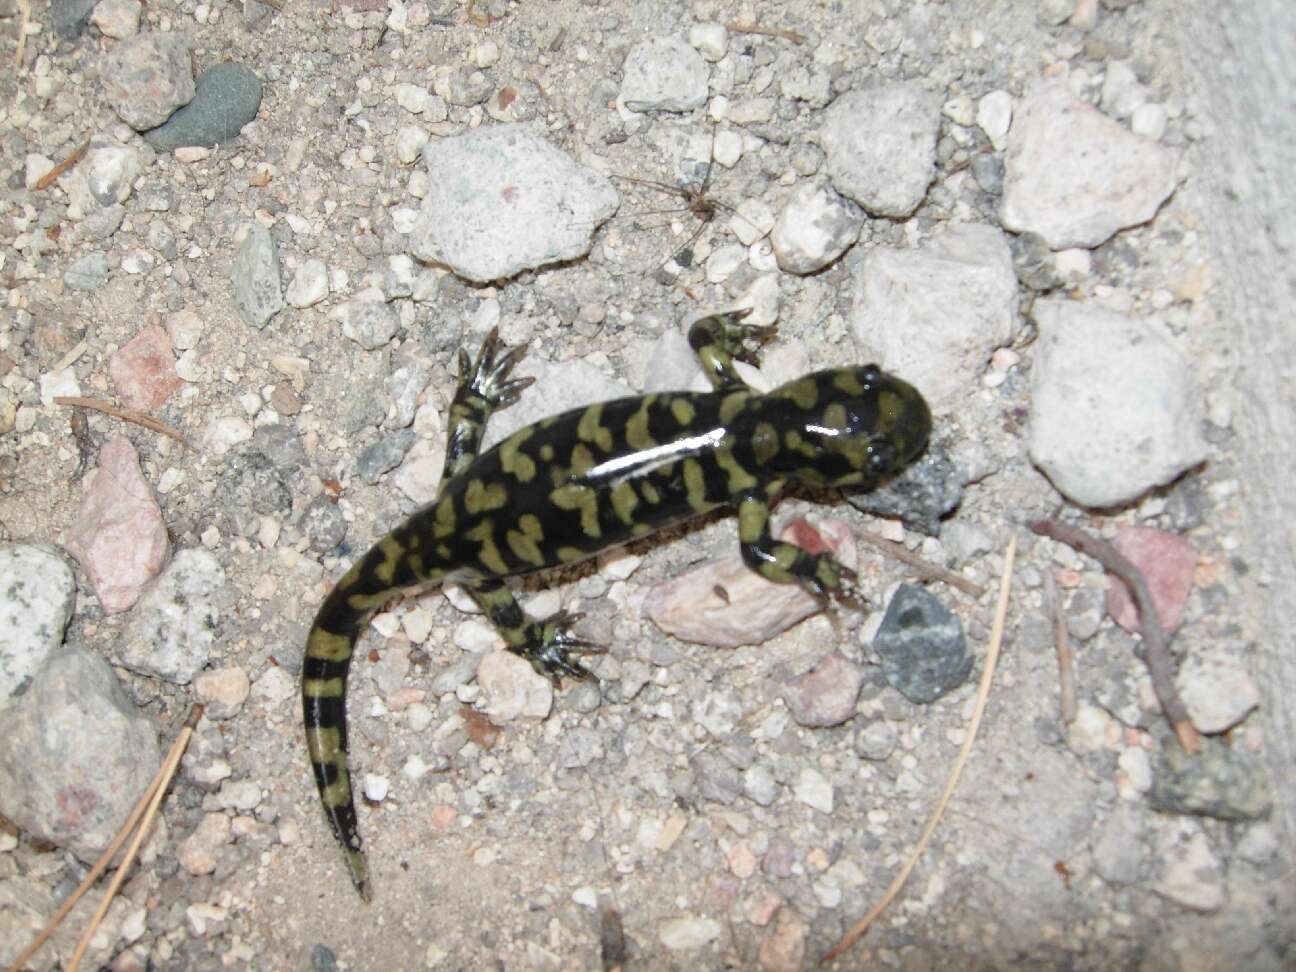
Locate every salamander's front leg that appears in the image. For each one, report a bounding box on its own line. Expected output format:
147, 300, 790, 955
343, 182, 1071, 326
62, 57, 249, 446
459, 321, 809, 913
736, 493, 864, 609
464, 578, 602, 681
687, 309, 778, 393
442, 328, 535, 482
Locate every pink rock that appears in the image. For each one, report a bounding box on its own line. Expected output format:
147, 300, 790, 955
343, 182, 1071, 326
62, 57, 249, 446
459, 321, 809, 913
784, 652, 864, 727
108, 324, 184, 411
758, 907, 809, 972
642, 517, 858, 648
65, 435, 169, 614
1106, 526, 1196, 634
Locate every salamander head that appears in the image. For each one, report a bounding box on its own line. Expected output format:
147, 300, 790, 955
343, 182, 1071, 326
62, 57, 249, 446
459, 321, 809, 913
759, 366, 931, 489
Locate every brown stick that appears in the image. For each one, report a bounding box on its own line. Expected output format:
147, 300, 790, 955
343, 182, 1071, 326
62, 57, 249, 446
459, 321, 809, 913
34, 139, 90, 191
1028, 519, 1199, 754
725, 21, 806, 44
822, 536, 1016, 965
1043, 570, 1077, 723
53, 396, 194, 451
8, 705, 203, 972
856, 529, 987, 599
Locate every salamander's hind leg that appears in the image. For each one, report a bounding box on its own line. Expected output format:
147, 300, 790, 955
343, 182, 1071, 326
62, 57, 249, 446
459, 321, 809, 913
465, 578, 604, 681
442, 328, 535, 482
687, 308, 778, 392
735, 493, 866, 611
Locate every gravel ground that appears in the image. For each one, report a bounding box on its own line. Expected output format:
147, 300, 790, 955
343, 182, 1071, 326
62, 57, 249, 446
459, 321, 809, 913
0, 1, 1292, 970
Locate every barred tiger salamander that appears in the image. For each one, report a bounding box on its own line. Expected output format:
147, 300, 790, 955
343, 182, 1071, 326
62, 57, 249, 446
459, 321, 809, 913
302, 310, 931, 899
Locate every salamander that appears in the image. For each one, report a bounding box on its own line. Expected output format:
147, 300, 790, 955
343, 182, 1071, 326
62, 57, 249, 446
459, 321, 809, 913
302, 309, 931, 899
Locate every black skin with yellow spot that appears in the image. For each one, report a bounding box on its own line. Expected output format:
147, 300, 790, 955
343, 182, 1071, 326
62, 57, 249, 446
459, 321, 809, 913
302, 309, 931, 899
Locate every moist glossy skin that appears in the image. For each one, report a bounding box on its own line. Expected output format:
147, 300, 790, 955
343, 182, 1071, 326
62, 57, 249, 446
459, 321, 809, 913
302, 310, 931, 899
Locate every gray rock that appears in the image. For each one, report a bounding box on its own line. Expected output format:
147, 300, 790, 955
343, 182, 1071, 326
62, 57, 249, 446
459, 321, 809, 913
854, 721, 898, 761
52, 0, 98, 36
63, 252, 109, 291
1091, 803, 1145, 885
335, 289, 399, 350
873, 584, 971, 703
0, 645, 160, 863
1149, 735, 1273, 821
742, 763, 778, 806
410, 125, 618, 283
357, 429, 416, 483
847, 436, 963, 536
1010, 231, 1064, 291
220, 451, 292, 520
1027, 299, 1207, 508
144, 62, 263, 150
387, 354, 431, 428
231, 223, 284, 329
620, 36, 709, 113
100, 32, 195, 131
851, 223, 1017, 407
118, 549, 228, 685
1001, 81, 1179, 249
691, 749, 741, 805
299, 495, 348, 554
771, 181, 863, 274
820, 83, 942, 217
0, 545, 76, 708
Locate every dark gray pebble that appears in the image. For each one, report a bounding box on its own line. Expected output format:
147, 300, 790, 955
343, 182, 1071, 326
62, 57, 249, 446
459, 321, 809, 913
1149, 735, 1273, 821
872, 583, 971, 703
144, 62, 263, 151
356, 429, 416, 483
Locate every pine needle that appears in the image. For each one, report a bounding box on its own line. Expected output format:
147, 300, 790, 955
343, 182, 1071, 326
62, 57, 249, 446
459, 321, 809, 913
821, 535, 1015, 965
8, 705, 202, 972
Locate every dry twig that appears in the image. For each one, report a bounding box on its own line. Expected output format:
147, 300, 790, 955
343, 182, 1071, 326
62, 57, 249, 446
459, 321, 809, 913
14, 0, 30, 68
821, 536, 1016, 965
725, 21, 806, 44
1028, 518, 1199, 754
856, 529, 987, 598
1043, 570, 1077, 723
9, 705, 202, 972
34, 140, 90, 191
54, 396, 194, 451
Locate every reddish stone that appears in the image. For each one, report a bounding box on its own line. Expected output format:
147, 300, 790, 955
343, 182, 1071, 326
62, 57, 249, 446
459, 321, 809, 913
109, 325, 184, 410
1106, 526, 1196, 634
65, 435, 168, 614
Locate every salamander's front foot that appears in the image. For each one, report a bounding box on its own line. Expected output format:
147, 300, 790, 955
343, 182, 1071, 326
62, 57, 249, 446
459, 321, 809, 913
522, 610, 605, 683
802, 556, 868, 614
458, 327, 535, 409
705, 308, 778, 366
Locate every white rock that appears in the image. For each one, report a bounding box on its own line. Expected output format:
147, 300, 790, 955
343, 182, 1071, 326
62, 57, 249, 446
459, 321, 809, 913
729, 198, 775, 246
410, 125, 617, 283
771, 181, 863, 274
621, 36, 710, 112
1176, 647, 1261, 733
1130, 102, 1167, 140
1027, 299, 1207, 507
477, 650, 552, 723
851, 223, 1016, 405
1001, 82, 1179, 249
335, 288, 398, 350
976, 90, 1014, 150
794, 767, 834, 813
363, 774, 390, 801
91, 0, 142, 37
1100, 61, 1149, 119
1151, 819, 1225, 912
711, 128, 743, 167
704, 243, 745, 283
0, 545, 76, 708
395, 125, 429, 165
820, 83, 941, 217
687, 22, 728, 62
203, 415, 254, 455
658, 917, 723, 951
393, 82, 429, 114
